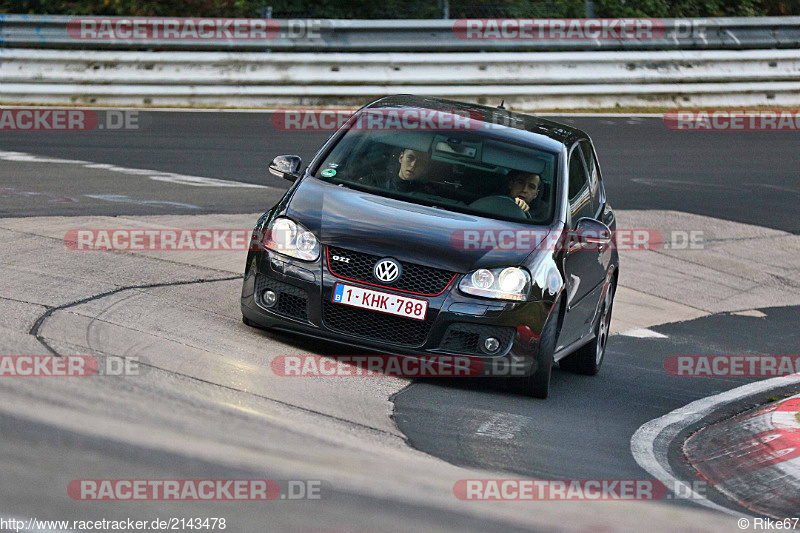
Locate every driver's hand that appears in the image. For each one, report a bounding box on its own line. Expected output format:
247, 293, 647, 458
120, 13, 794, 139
514, 198, 530, 212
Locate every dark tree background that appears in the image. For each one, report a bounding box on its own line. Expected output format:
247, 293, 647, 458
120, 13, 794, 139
1, 0, 797, 17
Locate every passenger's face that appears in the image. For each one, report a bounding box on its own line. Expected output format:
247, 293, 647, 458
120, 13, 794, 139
509, 175, 540, 204
398, 150, 431, 181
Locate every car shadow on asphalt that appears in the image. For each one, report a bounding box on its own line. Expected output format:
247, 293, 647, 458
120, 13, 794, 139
413, 367, 571, 397
248, 323, 582, 398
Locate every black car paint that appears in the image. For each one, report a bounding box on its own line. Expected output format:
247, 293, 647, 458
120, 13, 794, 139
241, 95, 619, 382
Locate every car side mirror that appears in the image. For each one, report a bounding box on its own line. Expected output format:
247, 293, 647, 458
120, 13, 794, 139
569, 217, 611, 251
269, 155, 303, 182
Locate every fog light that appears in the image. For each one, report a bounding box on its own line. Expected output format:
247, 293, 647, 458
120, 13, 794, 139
483, 337, 500, 353
263, 290, 277, 307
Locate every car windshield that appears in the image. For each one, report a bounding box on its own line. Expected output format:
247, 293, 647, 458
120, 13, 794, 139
312, 109, 558, 225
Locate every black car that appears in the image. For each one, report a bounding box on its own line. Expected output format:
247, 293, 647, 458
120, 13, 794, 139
241, 95, 618, 398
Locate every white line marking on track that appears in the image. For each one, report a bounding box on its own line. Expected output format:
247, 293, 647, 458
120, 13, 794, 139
730, 309, 767, 318
0, 150, 272, 189
630, 373, 800, 515
84, 194, 200, 210
618, 328, 669, 339
148, 174, 263, 187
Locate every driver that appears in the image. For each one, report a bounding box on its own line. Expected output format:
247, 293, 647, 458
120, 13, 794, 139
358, 148, 437, 194
507, 170, 547, 220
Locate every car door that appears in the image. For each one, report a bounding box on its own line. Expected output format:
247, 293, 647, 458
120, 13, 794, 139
557, 142, 609, 351
580, 138, 616, 285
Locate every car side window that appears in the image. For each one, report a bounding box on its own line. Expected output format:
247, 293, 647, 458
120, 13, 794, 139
568, 147, 592, 222
579, 140, 604, 217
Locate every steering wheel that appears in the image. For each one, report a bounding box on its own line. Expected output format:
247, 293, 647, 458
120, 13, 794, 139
468, 195, 528, 220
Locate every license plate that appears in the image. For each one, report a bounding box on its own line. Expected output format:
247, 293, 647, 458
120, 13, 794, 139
333, 284, 427, 321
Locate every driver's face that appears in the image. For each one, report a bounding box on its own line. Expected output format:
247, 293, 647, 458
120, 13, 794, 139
398, 150, 431, 181
509, 175, 540, 203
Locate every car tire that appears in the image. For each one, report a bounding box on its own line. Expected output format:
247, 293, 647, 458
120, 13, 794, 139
560, 279, 614, 376
513, 300, 560, 399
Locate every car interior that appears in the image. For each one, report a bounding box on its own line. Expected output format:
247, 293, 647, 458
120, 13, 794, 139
318, 127, 556, 224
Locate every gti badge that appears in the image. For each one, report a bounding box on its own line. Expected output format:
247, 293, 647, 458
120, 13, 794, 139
374, 259, 401, 283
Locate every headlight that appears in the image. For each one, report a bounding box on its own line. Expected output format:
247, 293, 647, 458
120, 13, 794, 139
459, 267, 531, 301
471, 269, 495, 289
264, 217, 319, 261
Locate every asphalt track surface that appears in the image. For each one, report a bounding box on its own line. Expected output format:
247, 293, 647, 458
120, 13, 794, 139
394, 305, 800, 515
1, 110, 799, 530
1, 111, 799, 233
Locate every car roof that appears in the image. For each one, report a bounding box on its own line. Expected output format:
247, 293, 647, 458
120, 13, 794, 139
364, 95, 588, 149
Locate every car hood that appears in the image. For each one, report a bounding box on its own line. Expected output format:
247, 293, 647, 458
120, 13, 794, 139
284, 177, 550, 273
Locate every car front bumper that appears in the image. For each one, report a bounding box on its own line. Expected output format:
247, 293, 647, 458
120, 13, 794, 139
241, 248, 556, 377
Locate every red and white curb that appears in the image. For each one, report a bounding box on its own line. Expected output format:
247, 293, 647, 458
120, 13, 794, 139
631, 374, 800, 517
683, 394, 800, 518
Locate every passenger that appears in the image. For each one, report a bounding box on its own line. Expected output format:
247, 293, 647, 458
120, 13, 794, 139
507, 170, 547, 220
397, 149, 432, 183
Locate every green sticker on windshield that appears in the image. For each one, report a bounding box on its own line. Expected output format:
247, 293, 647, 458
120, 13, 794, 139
321, 168, 337, 177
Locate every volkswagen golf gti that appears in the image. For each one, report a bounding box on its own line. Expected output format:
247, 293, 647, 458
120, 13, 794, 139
241, 95, 618, 398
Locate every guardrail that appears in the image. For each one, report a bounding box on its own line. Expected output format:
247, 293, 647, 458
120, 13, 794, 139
2, 15, 800, 52
1, 48, 798, 109
1, 15, 799, 109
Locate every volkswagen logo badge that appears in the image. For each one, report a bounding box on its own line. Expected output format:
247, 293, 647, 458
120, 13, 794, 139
374, 258, 401, 283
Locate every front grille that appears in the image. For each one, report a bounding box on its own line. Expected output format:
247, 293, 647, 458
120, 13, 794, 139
255, 275, 309, 321
327, 246, 455, 296
323, 301, 432, 347
439, 323, 516, 355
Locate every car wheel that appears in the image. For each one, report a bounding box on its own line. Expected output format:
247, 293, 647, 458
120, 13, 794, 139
513, 301, 560, 399
560, 278, 614, 376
